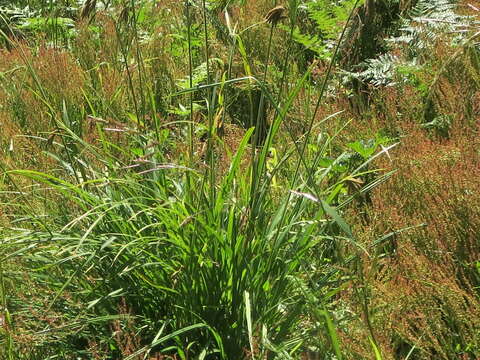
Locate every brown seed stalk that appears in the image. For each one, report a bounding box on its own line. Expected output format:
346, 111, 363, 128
80, 0, 97, 20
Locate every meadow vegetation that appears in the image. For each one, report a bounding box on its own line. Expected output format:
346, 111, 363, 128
0, 0, 479, 359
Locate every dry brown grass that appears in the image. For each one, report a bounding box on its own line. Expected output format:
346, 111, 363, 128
342, 98, 480, 359
0, 44, 85, 133
333, 16, 480, 355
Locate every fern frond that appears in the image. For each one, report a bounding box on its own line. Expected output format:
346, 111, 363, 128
342, 54, 400, 86
392, 0, 477, 50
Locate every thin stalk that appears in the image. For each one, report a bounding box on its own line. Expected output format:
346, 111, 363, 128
180, 0, 198, 314
253, 23, 275, 148
248, 22, 276, 225
202, 0, 211, 87
264, 0, 315, 181
200, 0, 216, 203
186, 0, 195, 167
184, 1, 197, 275
276, 0, 298, 103
129, 0, 147, 126
356, 258, 380, 353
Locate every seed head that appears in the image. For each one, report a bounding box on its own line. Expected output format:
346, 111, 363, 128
80, 0, 97, 20
264, 5, 287, 25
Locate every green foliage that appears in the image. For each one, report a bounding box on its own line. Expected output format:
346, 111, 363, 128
306, 0, 361, 40
342, 54, 400, 86
0, 5, 389, 351
0, 0, 478, 359
341, 0, 478, 89
347, 134, 391, 159
19, 16, 76, 38
285, 0, 363, 59
1, 110, 387, 358
392, 0, 474, 54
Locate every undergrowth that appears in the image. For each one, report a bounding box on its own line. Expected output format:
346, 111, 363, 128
0, 0, 479, 359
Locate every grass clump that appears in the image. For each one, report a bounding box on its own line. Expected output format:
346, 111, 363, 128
0, 0, 479, 359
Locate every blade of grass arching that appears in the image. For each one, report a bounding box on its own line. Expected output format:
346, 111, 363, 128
338, 170, 397, 209
46, 250, 97, 312
124, 324, 213, 360
215, 127, 254, 216
351, 143, 398, 176
70, 207, 113, 251
8, 170, 98, 210
0, 162, 53, 236
317, 308, 343, 360
404, 341, 419, 360
369, 336, 383, 360
320, 200, 352, 238
1, 242, 41, 263
290, 189, 369, 260
289, 189, 368, 254
225, 126, 254, 187
324, 308, 343, 360
244, 291, 255, 359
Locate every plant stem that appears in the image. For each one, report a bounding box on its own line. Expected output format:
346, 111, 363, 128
129, 0, 147, 127
248, 22, 276, 229
186, 0, 194, 168
200, 0, 216, 202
